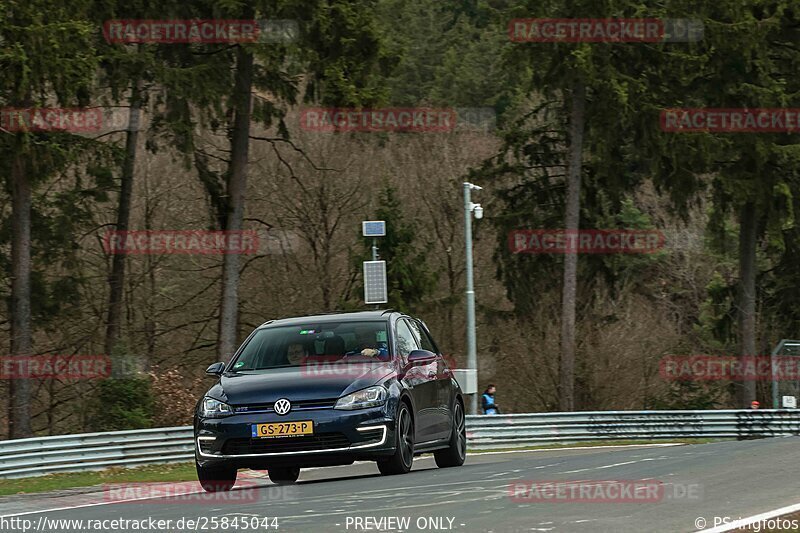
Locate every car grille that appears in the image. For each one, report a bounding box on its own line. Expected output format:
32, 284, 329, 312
222, 433, 351, 454
232, 398, 337, 414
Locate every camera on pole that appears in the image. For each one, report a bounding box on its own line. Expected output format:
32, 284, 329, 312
461, 183, 483, 411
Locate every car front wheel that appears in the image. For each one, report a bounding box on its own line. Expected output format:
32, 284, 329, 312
268, 466, 300, 485
196, 462, 237, 492
377, 402, 414, 475
434, 400, 466, 468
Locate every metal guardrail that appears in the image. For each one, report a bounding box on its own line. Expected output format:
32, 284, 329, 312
464, 409, 800, 450
0, 427, 194, 478
1, 410, 799, 478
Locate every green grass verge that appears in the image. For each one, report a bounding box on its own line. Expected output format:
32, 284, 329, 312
0, 462, 197, 497
469, 438, 727, 453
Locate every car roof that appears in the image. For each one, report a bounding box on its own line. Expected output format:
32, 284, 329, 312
258, 310, 401, 329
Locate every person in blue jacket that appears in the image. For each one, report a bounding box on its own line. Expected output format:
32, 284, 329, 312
481, 384, 500, 415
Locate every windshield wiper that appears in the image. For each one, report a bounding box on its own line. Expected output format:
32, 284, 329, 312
251, 364, 301, 371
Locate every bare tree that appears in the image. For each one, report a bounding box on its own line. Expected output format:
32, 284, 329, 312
105, 82, 143, 355
737, 201, 758, 407
559, 80, 585, 412
217, 47, 254, 361
9, 145, 33, 438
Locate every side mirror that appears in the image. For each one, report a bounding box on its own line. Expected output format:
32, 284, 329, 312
205, 362, 225, 376
407, 349, 436, 365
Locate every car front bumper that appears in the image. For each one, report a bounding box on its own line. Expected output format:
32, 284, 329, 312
195, 405, 396, 469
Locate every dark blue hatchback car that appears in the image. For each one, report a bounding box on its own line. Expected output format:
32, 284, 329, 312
194, 310, 466, 491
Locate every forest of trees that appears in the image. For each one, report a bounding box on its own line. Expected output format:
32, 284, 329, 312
2, 0, 800, 438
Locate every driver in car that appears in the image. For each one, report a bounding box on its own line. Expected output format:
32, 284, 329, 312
347, 326, 388, 358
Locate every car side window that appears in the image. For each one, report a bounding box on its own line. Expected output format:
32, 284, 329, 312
395, 319, 420, 365
407, 319, 437, 353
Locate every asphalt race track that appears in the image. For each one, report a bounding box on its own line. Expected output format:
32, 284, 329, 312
2, 438, 799, 533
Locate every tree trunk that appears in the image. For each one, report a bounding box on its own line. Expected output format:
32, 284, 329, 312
104, 81, 142, 356
9, 144, 33, 438
737, 200, 758, 407
217, 46, 254, 361
559, 80, 585, 412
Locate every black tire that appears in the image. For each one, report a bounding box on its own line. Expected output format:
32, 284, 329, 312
196, 462, 237, 492
268, 466, 300, 485
434, 400, 466, 468
377, 402, 414, 475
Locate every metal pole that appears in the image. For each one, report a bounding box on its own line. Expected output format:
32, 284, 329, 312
771, 340, 783, 409
372, 238, 379, 310
464, 182, 478, 415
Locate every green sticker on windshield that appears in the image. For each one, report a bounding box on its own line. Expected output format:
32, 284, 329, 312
376, 331, 387, 342
234, 361, 244, 368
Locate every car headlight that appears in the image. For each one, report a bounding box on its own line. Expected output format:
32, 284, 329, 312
200, 397, 233, 418
334, 386, 387, 410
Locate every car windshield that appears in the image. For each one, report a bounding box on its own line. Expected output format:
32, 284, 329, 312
230, 320, 391, 371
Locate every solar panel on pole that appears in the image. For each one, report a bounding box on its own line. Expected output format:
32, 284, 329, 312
362, 221, 386, 237
363, 261, 388, 304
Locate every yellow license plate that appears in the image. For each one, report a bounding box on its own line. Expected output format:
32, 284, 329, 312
252, 421, 314, 438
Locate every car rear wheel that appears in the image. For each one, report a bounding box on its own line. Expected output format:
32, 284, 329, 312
434, 400, 466, 468
377, 403, 414, 475
196, 462, 237, 492
268, 466, 300, 485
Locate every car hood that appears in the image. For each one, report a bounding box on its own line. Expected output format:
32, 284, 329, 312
206, 362, 396, 405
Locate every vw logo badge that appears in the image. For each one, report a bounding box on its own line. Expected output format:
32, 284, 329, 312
274, 398, 291, 415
